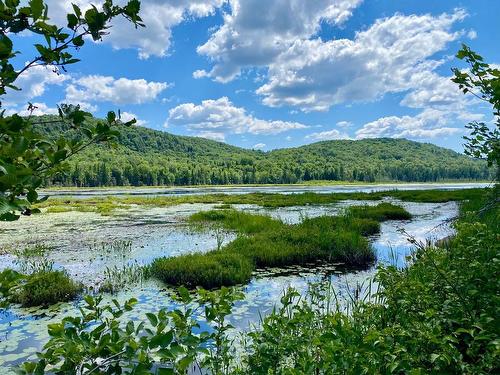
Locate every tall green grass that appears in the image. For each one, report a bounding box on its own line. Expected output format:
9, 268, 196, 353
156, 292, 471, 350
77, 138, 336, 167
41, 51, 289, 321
150, 252, 253, 289
349, 202, 412, 221
11, 270, 82, 307
151, 203, 411, 288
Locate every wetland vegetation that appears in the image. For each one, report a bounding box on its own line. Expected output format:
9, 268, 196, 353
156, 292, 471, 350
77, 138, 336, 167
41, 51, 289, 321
34, 187, 486, 214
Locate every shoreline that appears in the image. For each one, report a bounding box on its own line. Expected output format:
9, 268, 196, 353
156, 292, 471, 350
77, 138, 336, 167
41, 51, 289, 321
40, 180, 493, 193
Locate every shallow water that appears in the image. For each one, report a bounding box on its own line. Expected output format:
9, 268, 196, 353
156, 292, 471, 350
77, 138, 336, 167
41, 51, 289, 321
39, 182, 488, 199
0, 199, 458, 371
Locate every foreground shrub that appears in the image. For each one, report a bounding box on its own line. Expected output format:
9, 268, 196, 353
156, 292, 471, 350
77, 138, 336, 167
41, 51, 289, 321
150, 251, 253, 288
12, 270, 82, 307
18, 288, 244, 375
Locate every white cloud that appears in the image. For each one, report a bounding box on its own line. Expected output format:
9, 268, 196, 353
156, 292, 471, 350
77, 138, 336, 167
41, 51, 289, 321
252, 143, 266, 149
65, 75, 170, 106
193, 69, 209, 79
197, 0, 362, 82
257, 10, 466, 111
336, 121, 353, 128
45, 0, 225, 59
4, 102, 58, 117
197, 131, 226, 142
356, 109, 462, 139
3, 65, 68, 106
166, 97, 309, 136
467, 29, 477, 39
400, 73, 467, 110
306, 129, 350, 141
119, 111, 147, 126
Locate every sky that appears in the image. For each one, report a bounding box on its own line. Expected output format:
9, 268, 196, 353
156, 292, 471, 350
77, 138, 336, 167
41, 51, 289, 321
4, 0, 500, 152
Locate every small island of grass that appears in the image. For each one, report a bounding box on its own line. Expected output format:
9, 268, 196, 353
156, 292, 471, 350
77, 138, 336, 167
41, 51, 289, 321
150, 203, 412, 288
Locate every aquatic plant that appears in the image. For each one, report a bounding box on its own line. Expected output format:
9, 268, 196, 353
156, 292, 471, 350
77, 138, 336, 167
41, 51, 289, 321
349, 202, 412, 221
17, 189, 500, 373
189, 209, 282, 234
36, 187, 488, 214
11, 270, 82, 307
98, 262, 145, 294
152, 204, 404, 288
238, 193, 500, 374
0, 269, 24, 308
151, 252, 253, 289
12, 244, 55, 274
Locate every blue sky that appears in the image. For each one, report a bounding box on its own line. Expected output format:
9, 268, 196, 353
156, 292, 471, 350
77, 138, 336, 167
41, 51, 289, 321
4, 0, 499, 152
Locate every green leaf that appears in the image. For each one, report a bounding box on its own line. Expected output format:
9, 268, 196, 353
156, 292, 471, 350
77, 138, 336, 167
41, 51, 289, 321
29, 0, 44, 20
157, 368, 174, 375
67, 14, 78, 29
146, 312, 158, 327
0, 35, 13, 59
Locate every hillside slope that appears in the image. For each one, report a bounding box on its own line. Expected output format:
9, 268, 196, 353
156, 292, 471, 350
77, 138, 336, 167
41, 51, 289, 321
33, 116, 491, 186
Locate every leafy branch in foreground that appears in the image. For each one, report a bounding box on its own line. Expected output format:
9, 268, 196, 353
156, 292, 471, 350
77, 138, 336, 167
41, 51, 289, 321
17, 287, 243, 375
452, 44, 500, 180
0, 0, 144, 220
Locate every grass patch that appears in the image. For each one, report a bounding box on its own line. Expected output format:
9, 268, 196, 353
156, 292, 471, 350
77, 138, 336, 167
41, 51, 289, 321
11, 270, 82, 307
189, 209, 282, 234
151, 203, 410, 288
349, 202, 412, 221
150, 252, 253, 289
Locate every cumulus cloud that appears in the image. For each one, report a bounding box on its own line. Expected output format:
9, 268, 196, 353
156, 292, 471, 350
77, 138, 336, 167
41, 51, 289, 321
197, 0, 362, 82
45, 0, 225, 59
4, 102, 58, 117
166, 97, 309, 136
252, 143, 266, 149
3, 65, 68, 106
400, 73, 468, 110
355, 109, 462, 139
119, 111, 147, 126
336, 121, 353, 128
306, 129, 350, 141
257, 10, 467, 111
197, 131, 226, 142
65, 75, 170, 106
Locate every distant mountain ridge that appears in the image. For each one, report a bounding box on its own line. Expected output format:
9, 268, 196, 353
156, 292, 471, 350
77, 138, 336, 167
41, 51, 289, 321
33, 115, 491, 187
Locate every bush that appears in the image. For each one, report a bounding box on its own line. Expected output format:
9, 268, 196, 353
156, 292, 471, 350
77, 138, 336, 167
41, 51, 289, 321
150, 251, 253, 289
12, 270, 82, 307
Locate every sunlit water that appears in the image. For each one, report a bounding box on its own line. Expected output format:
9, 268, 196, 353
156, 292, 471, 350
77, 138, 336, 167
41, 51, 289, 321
0, 198, 458, 371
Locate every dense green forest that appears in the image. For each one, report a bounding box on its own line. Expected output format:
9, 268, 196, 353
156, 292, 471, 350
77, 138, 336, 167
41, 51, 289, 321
34, 116, 491, 187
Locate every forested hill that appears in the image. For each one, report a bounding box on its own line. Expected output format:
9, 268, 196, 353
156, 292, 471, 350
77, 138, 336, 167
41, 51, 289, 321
33, 115, 491, 187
